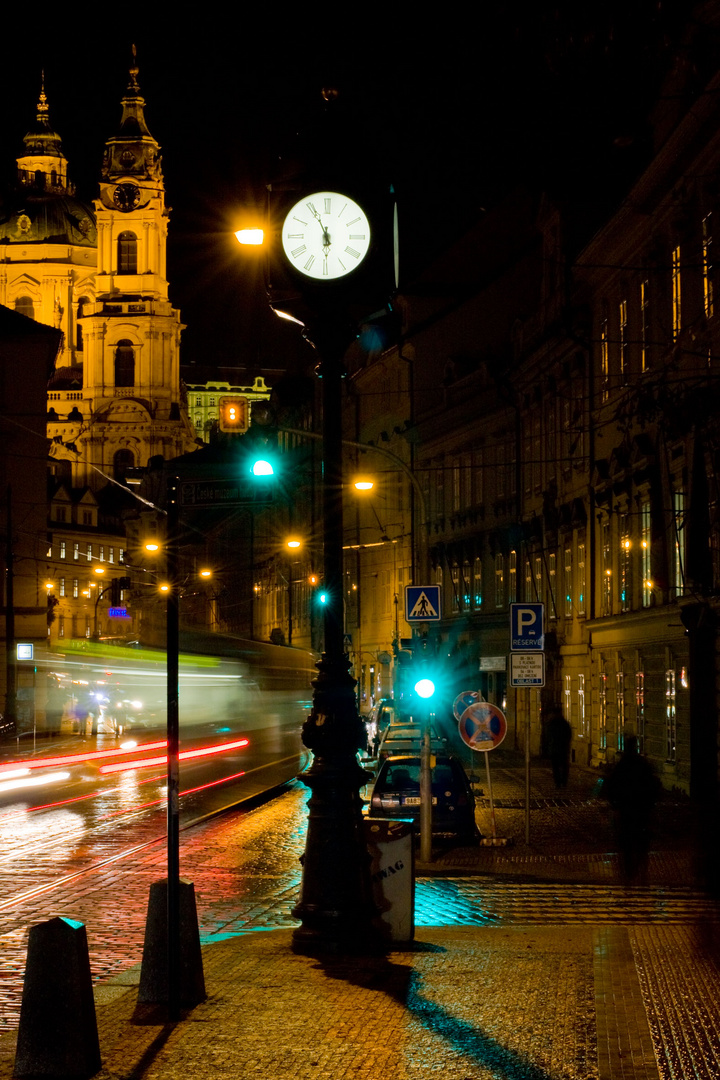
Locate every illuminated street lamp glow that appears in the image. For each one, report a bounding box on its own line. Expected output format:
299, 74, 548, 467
45, 581, 54, 591
353, 476, 374, 491
199, 569, 212, 578
286, 538, 302, 550
234, 228, 264, 245
94, 565, 105, 575
145, 541, 160, 552
414, 678, 436, 699
159, 583, 170, 593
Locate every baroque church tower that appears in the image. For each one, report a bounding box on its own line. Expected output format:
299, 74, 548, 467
0, 55, 197, 490
75, 48, 197, 486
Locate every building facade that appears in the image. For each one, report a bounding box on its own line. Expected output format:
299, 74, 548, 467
345, 27, 720, 795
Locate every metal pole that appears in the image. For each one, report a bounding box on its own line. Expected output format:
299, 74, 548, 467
525, 693, 531, 845
291, 318, 378, 954
484, 751, 498, 839
166, 477, 180, 1019
4, 486, 17, 735
419, 709, 432, 862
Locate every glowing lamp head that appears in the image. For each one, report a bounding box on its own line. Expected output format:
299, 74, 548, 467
145, 541, 160, 553
94, 566, 105, 575
414, 678, 436, 699
286, 538, 301, 550
235, 228, 264, 245
353, 476, 374, 492
199, 569, 212, 578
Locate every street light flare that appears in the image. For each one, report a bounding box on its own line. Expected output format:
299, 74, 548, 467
234, 228, 264, 245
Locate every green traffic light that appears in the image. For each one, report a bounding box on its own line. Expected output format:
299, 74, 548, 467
252, 459, 274, 476
414, 677, 435, 699
319, 592, 328, 604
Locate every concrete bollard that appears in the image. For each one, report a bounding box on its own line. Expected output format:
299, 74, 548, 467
14, 916, 101, 1079
138, 878, 206, 1006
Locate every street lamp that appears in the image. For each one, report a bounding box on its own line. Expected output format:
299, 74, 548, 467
284, 538, 303, 645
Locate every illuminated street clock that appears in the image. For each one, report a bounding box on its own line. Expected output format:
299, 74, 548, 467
282, 192, 371, 280
113, 182, 141, 212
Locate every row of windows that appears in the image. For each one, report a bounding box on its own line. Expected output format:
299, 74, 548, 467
592, 664, 684, 762
54, 577, 126, 600
598, 214, 715, 400
50, 542, 124, 563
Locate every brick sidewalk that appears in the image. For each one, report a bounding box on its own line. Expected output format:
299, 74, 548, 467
2, 919, 719, 1080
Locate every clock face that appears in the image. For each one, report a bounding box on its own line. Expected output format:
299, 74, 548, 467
113, 182, 140, 212
281, 192, 371, 280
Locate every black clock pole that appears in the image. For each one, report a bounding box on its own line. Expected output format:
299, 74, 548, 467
291, 313, 379, 955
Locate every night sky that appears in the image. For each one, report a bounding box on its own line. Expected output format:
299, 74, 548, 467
0, 4, 692, 371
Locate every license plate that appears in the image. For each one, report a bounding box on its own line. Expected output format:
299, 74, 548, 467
403, 796, 421, 805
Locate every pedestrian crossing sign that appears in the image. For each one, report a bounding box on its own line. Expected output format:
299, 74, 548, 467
405, 585, 442, 622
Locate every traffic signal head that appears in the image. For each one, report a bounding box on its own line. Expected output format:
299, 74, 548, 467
219, 396, 248, 433
414, 677, 436, 699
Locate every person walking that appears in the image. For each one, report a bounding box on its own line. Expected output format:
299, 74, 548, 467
603, 736, 662, 883
547, 707, 572, 789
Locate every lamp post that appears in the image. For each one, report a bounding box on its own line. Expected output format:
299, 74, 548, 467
285, 538, 302, 646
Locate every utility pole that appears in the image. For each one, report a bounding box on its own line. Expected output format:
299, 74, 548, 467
4, 487, 17, 735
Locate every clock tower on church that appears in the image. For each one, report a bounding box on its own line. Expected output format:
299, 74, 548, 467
76, 48, 196, 488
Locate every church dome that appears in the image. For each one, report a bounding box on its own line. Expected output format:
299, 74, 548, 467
0, 191, 96, 247
0, 79, 97, 248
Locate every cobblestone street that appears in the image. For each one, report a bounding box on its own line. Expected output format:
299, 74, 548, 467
1, 756, 719, 1078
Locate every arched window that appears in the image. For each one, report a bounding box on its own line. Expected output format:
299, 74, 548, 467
14, 295, 35, 320
34, 169, 45, 188
76, 296, 89, 351
113, 449, 134, 480
114, 340, 135, 387
117, 231, 137, 274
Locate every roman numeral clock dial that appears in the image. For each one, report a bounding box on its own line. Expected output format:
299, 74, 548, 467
281, 192, 371, 280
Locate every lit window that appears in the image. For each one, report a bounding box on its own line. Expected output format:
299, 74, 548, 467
564, 545, 573, 618
635, 671, 645, 752
640, 279, 650, 371
59, 578, 65, 597
73, 543, 79, 561
616, 671, 625, 752
641, 501, 652, 607
72, 578, 79, 598
473, 557, 482, 609
577, 543, 586, 615
600, 309, 609, 401
703, 214, 714, 319
665, 667, 677, 762
117, 231, 137, 274
619, 298, 627, 379
599, 666, 608, 750
508, 550, 517, 604
495, 553, 504, 609
672, 244, 682, 340
59, 541, 66, 560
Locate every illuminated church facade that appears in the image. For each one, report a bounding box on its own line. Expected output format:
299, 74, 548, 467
0, 55, 197, 491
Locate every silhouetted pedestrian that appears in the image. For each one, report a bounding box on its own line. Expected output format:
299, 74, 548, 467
45, 678, 64, 738
603, 736, 662, 883
547, 707, 572, 788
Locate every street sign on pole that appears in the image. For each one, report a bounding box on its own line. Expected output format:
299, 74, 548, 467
509, 652, 545, 687
510, 603, 544, 650
405, 585, 441, 622
181, 480, 272, 507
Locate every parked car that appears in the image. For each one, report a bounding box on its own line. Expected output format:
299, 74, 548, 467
365, 698, 401, 754
377, 722, 447, 760
368, 754, 479, 842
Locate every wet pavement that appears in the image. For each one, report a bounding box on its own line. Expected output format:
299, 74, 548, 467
0, 750, 718, 1078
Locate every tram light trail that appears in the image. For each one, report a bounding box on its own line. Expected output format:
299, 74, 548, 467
98, 737, 250, 774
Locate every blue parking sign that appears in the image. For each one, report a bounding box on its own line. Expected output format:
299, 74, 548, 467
510, 603, 544, 650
